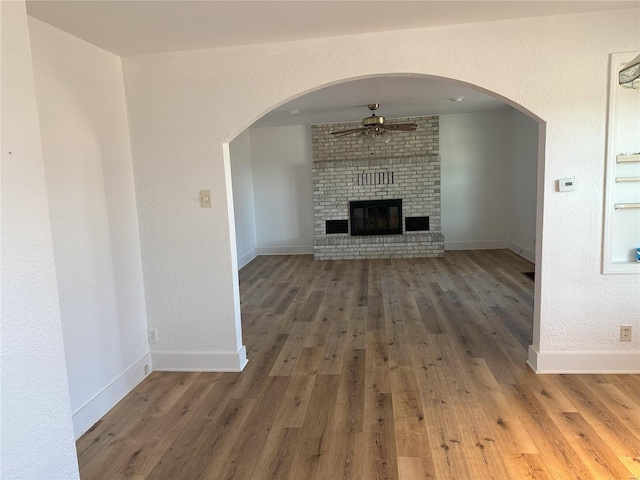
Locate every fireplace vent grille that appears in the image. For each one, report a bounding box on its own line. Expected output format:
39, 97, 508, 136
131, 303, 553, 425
326, 220, 348, 234
357, 171, 394, 186
406, 216, 430, 232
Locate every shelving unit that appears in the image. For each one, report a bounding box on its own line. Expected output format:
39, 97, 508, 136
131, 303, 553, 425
603, 53, 640, 274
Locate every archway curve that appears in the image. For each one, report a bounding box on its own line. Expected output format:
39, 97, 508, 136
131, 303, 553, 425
224, 71, 546, 365
225, 72, 546, 143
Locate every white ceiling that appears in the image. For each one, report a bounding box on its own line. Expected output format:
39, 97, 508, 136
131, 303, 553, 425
26, 0, 638, 127
27, 1, 638, 57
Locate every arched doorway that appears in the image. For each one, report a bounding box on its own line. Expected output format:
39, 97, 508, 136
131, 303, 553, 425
226, 73, 544, 371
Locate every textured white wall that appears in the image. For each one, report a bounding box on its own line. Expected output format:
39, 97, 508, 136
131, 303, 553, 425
28, 18, 151, 435
509, 110, 539, 262
440, 111, 512, 248
122, 9, 640, 371
250, 125, 314, 254
230, 130, 257, 267
0, 2, 80, 478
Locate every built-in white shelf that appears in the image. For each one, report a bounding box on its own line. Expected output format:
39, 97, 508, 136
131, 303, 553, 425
616, 154, 640, 163
602, 52, 640, 275
608, 261, 640, 274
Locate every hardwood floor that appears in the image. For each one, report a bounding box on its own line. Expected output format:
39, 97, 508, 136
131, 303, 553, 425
77, 250, 640, 479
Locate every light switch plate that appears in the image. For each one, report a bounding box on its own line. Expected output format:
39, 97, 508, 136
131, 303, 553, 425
200, 190, 212, 208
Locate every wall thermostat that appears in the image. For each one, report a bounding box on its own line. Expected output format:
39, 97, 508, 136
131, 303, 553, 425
558, 178, 578, 192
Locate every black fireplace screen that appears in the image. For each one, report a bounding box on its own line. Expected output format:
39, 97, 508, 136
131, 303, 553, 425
350, 199, 402, 236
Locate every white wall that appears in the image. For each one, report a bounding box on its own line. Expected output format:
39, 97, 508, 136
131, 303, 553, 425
249, 126, 314, 254
440, 111, 513, 249
509, 110, 539, 262
230, 130, 257, 268
28, 17, 150, 437
0, 2, 80, 478
122, 9, 640, 373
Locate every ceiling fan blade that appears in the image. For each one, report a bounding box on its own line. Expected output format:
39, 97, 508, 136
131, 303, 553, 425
331, 127, 366, 137
385, 123, 418, 131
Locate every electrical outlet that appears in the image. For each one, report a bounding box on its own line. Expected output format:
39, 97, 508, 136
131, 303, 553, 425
144, 365, 150, 375
620, 325, 632, 342
148, 328, 158, 343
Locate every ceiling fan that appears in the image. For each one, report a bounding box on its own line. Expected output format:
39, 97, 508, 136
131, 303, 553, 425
330, 103, 417, 144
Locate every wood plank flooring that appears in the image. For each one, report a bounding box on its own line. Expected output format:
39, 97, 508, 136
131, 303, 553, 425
77, 250, 640, 479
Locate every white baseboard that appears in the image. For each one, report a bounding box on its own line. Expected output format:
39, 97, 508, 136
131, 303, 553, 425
509, 241, 535, 263
151, 345, 248, 372
256, 245, 313, 255
237, 249, 257, 269
444, 240, 509, 251
527, 346, 640, 373
72, 353, 152, 439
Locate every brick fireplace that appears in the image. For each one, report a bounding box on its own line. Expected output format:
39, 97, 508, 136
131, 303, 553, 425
311, 116, 444, 260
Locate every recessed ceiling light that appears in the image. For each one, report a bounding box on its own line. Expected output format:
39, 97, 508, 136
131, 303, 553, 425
289, 109, 300, 114
448, 97, 464, 102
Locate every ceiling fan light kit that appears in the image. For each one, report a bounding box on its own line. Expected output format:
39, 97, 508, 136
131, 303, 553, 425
331, 103, 417, 145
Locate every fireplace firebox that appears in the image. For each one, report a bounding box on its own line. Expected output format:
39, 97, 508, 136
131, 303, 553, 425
350, 199, 402, 236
